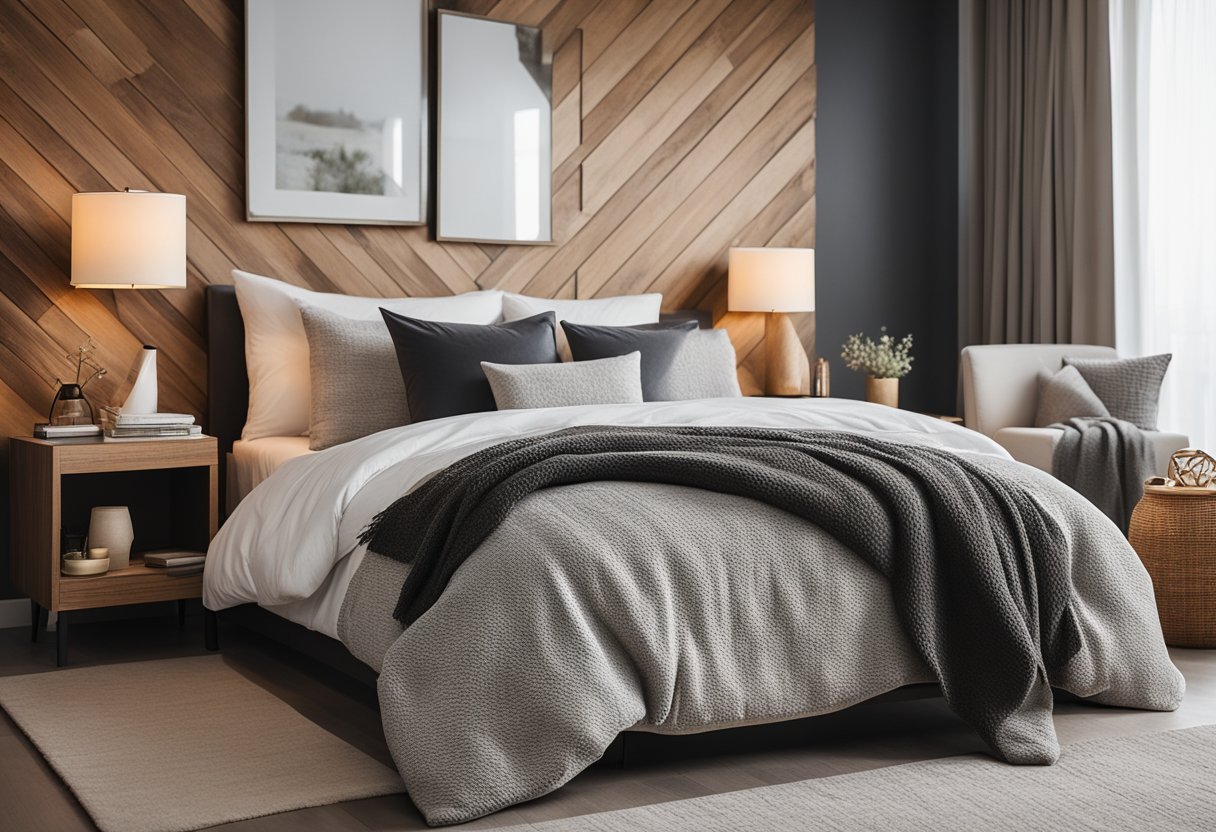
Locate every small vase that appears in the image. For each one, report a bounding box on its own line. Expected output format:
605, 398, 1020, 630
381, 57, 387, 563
865, 376, 899, 408
88, 506, 134, 570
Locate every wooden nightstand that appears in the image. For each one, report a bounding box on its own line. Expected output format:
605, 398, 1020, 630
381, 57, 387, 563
9, 436, 218, 665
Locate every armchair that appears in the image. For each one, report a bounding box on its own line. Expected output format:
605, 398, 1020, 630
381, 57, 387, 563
960, 344, 1189, 476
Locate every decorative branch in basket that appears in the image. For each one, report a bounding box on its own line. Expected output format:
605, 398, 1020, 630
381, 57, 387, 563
1168, 449, 1216, 488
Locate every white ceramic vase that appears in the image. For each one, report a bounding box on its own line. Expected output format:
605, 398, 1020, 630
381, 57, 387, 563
88, 506, 134, 570
121, 345, 158, 415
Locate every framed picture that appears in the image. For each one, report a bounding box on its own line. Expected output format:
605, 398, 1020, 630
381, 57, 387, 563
436, 11, 552, 244
245, 0, 428, 225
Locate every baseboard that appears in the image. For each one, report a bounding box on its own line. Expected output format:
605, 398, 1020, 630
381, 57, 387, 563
0, 598, 29, 630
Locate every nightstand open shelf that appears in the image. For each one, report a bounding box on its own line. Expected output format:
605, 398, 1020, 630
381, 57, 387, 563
9, 436, 218, 665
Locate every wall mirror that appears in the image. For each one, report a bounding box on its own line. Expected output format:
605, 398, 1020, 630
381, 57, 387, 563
437, 11, 552, 244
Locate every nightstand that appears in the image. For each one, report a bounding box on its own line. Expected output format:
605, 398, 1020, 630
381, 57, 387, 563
9, 436, 218, 665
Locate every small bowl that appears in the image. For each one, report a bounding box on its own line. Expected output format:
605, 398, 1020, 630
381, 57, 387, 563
88, 547, 109, 559
63, 557, 110, 576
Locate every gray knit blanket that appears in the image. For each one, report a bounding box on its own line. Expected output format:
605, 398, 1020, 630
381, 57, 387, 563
1052, 417, 1155, 533
348, 425, 1183, 826
365, 429, 1075, 743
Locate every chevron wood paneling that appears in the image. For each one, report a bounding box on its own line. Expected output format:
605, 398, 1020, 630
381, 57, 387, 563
0, 0, 814, 590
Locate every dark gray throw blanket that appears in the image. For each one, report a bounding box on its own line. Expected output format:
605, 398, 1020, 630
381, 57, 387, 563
1052, 417, 1155, 534
362, 425, 1083, 766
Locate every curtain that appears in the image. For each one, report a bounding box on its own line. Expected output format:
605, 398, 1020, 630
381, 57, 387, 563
1110, 0, 1216, 451
960, 0, 1116, 348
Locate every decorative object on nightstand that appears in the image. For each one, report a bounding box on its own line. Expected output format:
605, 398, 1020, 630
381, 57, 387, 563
727, 247, 815, 396
841, 327, 914, 408
813, 357, 830, 397
43, 339, 107, 433
10, 435, 218, 666
87, 506, 134, 570
1129, 448, 1216, 648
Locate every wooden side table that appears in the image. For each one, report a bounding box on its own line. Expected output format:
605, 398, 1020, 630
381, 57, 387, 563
9, 436, 218, 665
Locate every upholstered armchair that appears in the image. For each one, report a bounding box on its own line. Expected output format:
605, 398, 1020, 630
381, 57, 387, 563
960, 344, 1189, 476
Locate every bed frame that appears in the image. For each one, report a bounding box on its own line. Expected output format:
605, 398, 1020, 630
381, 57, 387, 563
202, 284, 938, 765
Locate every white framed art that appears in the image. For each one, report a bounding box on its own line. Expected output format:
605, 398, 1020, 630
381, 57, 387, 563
245, 0, 428, 225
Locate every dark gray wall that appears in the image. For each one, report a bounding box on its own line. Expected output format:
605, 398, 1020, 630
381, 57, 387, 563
817, 0, 959, 414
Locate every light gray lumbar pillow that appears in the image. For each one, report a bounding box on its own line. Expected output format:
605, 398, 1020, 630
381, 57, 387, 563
653, 329, 742, 401
482, 352, 644, 410
1034, 365, 1109, 427
300, 304, 409, 450
1063, 353, 1171, 430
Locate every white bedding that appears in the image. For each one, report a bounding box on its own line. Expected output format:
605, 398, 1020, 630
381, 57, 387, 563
205, 398, 1007, 640
229, 436, 314, 506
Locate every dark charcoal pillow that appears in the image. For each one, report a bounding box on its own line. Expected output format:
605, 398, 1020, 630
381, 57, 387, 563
1033, 365, 1109, 428
561, 320, 697, 401
381, 309, 558, 422
1063, 353, 1172, 431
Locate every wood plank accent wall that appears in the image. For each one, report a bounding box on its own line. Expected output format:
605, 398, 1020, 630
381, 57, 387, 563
0, 0, 814, 592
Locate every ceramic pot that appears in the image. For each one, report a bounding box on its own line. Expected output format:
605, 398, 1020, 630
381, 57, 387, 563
88, 506, 133, 570
865, 376, 899, 408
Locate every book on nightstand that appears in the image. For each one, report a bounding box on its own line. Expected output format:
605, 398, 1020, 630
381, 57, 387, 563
143, 550, 207, 569
33, 423, 102, 439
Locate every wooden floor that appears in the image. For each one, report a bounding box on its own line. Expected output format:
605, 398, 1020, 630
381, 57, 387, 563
1, 612, 1214, 832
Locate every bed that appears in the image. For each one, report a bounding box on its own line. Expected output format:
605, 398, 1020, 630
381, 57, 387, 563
202, 283, 1184, 827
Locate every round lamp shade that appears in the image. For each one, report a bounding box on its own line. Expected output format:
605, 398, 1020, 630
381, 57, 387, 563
727, 247, 815, 313
71, 191, 187, 289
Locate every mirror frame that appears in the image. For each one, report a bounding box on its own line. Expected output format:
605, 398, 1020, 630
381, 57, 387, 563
435, 10, 554, 246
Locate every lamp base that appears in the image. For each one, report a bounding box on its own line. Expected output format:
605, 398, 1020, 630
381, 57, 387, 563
764, 312, 810, 396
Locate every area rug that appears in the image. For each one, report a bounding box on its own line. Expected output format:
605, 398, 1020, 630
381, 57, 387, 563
0, 655, 403, 832
506, 725, 1216, 831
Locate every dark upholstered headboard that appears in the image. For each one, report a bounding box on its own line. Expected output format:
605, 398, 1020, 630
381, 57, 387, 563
204, 284, 709, 510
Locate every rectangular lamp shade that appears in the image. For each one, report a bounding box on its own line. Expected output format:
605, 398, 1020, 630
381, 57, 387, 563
727, 247, 815, 313
71, 191, 187, 289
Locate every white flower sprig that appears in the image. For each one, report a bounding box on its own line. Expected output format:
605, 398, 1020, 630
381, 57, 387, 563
840, 327, 913, 379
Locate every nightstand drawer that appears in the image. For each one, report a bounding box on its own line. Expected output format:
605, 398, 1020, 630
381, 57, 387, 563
57, 557, 204, 611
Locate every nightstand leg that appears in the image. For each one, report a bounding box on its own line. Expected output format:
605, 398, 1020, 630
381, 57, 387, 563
204, 608, 219, 651
56, 611, 68, 667
30, 601, 40, 643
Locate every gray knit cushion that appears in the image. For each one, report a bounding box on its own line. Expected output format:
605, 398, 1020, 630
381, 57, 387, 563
1064, 354, 1172, 430
653, 329, 742, 400
300, 305, 408, 451
482, 352, 644, 410
1034, 365, 1109, 428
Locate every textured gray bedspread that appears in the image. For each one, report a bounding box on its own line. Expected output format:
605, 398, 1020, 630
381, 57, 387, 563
340, 428, 1183, 826
1053, 417, 1155, 533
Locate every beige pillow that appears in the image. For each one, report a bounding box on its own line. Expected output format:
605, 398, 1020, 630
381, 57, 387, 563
482, 352, 643, 410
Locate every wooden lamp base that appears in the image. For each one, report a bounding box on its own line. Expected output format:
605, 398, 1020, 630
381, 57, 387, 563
764, 312, 810, 396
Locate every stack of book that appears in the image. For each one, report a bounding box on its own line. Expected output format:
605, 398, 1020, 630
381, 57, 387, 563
144, 549, 207, 576
101, 407, 203, 441
33, 423, 102, 439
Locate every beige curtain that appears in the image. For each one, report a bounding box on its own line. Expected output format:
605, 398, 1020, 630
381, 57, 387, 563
959, 0, 1115, 347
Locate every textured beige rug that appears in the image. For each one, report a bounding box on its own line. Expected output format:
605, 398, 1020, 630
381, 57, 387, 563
0, 655, 403, 832
505, 725, 1216, 831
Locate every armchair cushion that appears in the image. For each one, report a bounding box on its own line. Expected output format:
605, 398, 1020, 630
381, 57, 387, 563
1063, 354, 1172, 430
994, 426, 1189, 477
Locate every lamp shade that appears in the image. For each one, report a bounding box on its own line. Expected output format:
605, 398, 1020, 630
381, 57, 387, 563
727, 247, 815, 313
71, 191, 187, 289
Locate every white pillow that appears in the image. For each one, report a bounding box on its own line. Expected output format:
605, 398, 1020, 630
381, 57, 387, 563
501, 293, 662, 361
233, 269, 503, 440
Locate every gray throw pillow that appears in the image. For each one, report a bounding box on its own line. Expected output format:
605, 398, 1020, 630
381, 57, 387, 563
561, 320, 697, 401
482, 352, 644, 410
1063, 354, 1172, 430
300, 305, 408, 451
1034, 365, 1109, 427
653, 329, 742, 400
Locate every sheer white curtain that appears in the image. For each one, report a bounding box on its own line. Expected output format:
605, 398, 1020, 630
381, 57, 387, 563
1110, 0, 1216, 451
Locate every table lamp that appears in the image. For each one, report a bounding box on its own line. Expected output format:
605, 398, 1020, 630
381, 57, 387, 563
727, 247, 815, 396
71, 189, 187, 414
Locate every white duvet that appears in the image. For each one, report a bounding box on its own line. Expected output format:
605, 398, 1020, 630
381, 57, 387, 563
204, 398, 1008, 636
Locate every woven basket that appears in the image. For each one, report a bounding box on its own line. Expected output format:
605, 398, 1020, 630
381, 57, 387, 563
1129, 485, 1216, 648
